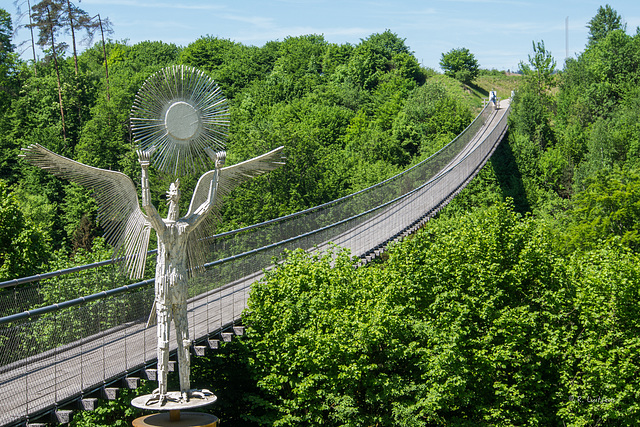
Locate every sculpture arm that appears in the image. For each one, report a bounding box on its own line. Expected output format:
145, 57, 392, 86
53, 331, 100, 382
138, 150, 165, 232
183, 167, 220, 228
180, 148, 285, 276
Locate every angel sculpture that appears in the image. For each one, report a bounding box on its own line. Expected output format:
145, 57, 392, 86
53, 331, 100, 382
23, 65, 285, 406
21, 143, 285, 405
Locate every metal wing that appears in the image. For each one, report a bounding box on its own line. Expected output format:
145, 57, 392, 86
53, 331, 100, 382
20, 144, 151, 279
187, 146, 286, 219
183, 146, 285, 274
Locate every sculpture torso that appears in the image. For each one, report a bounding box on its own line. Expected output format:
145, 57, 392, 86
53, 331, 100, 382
156, 220, 190, 303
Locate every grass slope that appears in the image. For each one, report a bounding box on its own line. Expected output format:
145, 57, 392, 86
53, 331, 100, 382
428, 72, 523, 113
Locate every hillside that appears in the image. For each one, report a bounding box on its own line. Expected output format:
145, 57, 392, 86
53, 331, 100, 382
423, 72, 522, 113
0, 29, 480, 279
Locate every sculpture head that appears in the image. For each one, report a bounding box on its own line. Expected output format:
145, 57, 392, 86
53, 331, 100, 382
166, 179, 180, 221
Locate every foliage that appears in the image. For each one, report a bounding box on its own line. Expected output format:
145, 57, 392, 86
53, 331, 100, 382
29, 0, 67, 56
240, 201, 640, 426
587, 4, 626, 47
557, 248, 640, 426
58, 0, 100, 75
1, 21, 476, 264
503, 5, 640, 215
439, 47, 479, 85
180, 36, 278, 99
3, 3, 640, 426
189, 339, 263, 425
392, 79, 473, 162
503, 38, 563, 212
244, 246, 408, 425
0, 8, 12, 56
38, 236, 120, 303
442, 132, 532, 216
510, 88, 554, 149
70, 380, 155, 427
0, 8, 17, 103
562, 167, 640, 252
0, 179, 50, 280
348, 30, 425, 89
518, 40, 556, 95
28, 0, 71, 141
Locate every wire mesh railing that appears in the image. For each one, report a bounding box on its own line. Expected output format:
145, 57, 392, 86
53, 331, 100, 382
0, 100, 509, 426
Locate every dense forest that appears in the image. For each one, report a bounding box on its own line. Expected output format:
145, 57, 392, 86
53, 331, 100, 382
0, 3, 483, 280
220, 6, 640, 422
2, 2, 640, 426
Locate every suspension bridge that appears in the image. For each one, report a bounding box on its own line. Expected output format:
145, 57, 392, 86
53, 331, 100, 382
0, 98, 510, 426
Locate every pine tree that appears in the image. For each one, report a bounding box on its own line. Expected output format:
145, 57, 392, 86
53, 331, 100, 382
29, 0, 67, 142
62, 0, 96, 75
93, 14, 112, 100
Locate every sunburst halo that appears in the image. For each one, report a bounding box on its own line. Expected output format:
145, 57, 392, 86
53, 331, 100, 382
130, 65, 229, 176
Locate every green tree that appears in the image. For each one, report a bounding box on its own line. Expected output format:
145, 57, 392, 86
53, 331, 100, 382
392, 80, 473, 163
348, 30, 419, 89
321, 42, 354, 77
553, 245, 640, 426
179, 36, 238, 70
268, 34, 327, 98
242, 203, 564, 425
0, 8, 17, 110
180, 36, 275, 98
0, 180, 51, 279
553, 22, 640, 197
60, 0, 96, 75
363, 30, 411, 56
439, 47, 479, 85
587, 4, 626, 47
240, 200, 640, 426
563, 167, 640, 252
511, 40, 556, 155
0, 8, 13, 71
518, 40, 556, 95
510, 89, 555, 149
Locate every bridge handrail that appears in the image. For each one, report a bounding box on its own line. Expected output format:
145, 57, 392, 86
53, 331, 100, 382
0, 100, 510, 427
0, 151, 450, 325
0, 102, 507, 327
0, 102, 491, 289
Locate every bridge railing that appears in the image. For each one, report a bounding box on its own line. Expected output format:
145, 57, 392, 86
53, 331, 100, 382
0, 101, 509, 427
0, 100, 493, 323
0, 100, 498, 364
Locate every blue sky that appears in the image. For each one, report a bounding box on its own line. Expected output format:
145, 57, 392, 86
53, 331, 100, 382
9, 0, 640, 72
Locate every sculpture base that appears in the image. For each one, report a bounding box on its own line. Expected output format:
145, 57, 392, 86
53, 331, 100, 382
132, 412, 218, 427
131, 391, 217, 411
131, 391, 218, 426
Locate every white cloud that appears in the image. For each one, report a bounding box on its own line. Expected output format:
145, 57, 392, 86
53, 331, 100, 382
219, 14, 276, 29
441, 0, 531, 5
228, 25, 374, 45
81, 0, 225, 11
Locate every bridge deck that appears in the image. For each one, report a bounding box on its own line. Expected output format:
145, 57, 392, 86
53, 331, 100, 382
0, 100, 509, 427
331, 99, 510, 256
